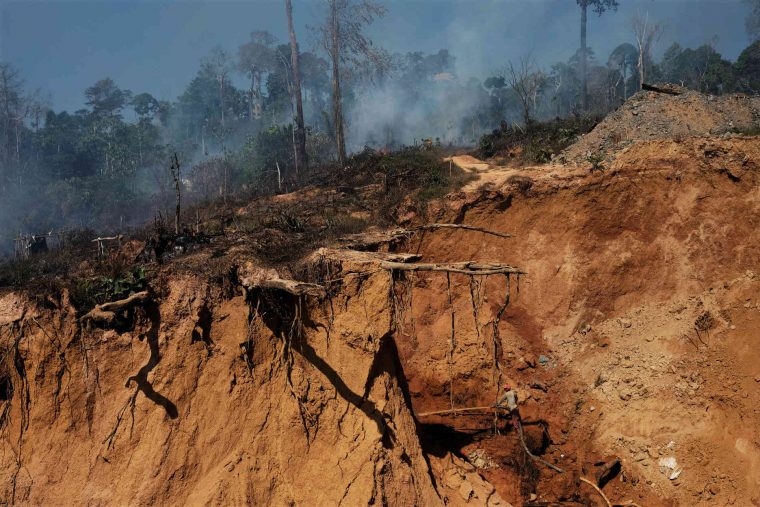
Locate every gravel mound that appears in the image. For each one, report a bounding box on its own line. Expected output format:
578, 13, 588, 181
561, 87, 760, 165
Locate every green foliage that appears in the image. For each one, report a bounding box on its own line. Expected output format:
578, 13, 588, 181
71, 265, 147, 313
736, 40, 760, 92
587, 151, 605, 171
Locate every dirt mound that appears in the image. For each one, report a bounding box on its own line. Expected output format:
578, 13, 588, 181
561, 88, 760, 166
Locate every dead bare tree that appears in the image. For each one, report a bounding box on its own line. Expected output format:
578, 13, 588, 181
505, 56, 545, 125
286, 0, 308, 176
169, 153, 181, 235
632, 11, 663, 89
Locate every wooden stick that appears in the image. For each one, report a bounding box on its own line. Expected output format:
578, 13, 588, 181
417, 405, 497, 417
90, 236, 122, 243
414, 223, 513, 239
579, 477, 612, 507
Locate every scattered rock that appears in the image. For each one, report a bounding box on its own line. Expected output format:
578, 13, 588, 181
620, 318, 632, 329
659, 456, 683, 480
468, 449, 498, 470
458, 481, 474, 501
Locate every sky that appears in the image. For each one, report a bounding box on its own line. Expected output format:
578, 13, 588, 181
0, 0, 754, 112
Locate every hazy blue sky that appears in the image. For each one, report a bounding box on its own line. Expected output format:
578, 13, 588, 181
0, 0, 753, 112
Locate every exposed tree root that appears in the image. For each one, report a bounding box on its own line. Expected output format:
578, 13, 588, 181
245, 278, 327, 299
102, 389, 139, 450
80, 291, 152, 326
446, 272, 456, 412
579, 476, 612, 507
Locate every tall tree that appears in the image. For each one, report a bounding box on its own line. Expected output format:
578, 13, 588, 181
632, 11, 663, 89
318, 0, 387, 165
85, 78, 130, 118
0, 64, 25, 189
504, 56, 545, 125
204, 47, 234, 132
238, 31, 278, 120
577, 0, 618, 110
608, 43, 638, 101
286, 0, 308, 175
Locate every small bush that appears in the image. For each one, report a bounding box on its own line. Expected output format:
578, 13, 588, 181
477, 116, 600, 164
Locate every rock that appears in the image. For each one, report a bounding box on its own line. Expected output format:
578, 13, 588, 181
538, 355, 550, 366
620, 318, 632, 328
458, 481, 473, 501
708, 483, 720, 495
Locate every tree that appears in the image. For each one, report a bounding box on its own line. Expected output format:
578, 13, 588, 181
237, 31, 278, 120
736, 40, 760, 92
317, 0, 387, 165
0, 64, 25, 189
505, 56, 546, 125
285, 0, 308, 175
632, 11, 663, 89
132, 93, 159, 120
577, 0, 618, 110
169, 153, 182, 235
607, 43, 638, 101
85, 78, 130, 118
746, 0, 760, 41
204, 47, 234, 133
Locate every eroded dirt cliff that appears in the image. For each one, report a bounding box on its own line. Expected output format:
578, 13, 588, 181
1, 133, 759, 507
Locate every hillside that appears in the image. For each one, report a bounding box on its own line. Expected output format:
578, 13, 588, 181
1, 89, 759, 506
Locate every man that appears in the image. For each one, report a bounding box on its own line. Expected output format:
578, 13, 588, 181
495, 384, 520, 430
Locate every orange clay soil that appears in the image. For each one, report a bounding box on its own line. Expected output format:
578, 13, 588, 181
1, 135, 759, 506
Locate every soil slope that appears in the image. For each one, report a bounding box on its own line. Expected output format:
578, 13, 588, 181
399, 135, 760, 505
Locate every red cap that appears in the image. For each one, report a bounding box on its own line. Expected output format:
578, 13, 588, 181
503, 384, 512, 391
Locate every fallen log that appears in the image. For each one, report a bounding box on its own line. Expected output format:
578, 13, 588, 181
80, 291, 151, 325
414, 223, 512, 238
642, 83, 682, 96
380, 261, 524, 276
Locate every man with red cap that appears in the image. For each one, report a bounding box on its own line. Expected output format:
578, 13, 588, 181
495, 384, 520, 430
